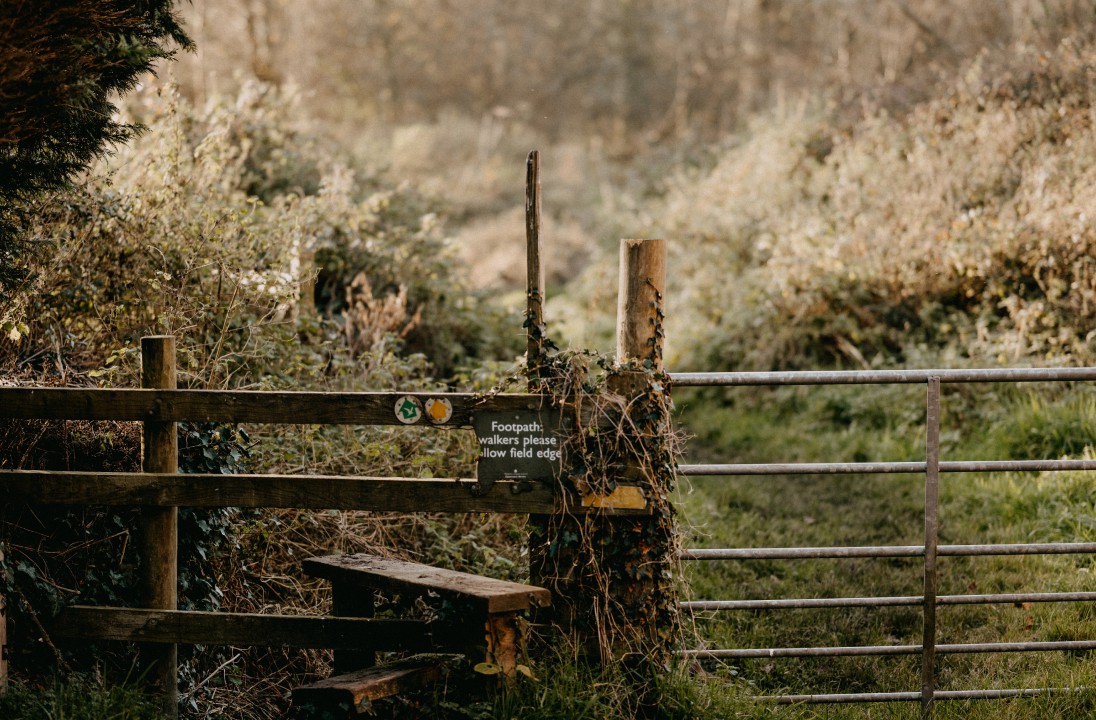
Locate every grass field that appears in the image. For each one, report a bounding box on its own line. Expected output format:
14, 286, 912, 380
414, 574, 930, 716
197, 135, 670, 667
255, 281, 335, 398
674, 381, 1096, 718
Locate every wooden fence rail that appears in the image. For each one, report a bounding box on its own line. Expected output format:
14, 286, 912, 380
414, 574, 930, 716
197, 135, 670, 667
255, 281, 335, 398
0, 471, 558, 513
0, 388, 547, 425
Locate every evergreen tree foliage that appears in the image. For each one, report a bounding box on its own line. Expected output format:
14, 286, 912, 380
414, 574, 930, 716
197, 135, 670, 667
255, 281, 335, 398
0, 0, 191, 296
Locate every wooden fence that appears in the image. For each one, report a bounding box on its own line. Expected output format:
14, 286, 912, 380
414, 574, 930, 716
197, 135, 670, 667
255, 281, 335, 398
0, 340, 648, 706
0, 232, 669, 716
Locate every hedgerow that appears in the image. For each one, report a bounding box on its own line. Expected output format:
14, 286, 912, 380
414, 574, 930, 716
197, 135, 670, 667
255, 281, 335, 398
0, 80, 523, 719
600, 37, 1096, 372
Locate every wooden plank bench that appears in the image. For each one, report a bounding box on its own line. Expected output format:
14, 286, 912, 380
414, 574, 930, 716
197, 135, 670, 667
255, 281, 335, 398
291, 554, 551, 716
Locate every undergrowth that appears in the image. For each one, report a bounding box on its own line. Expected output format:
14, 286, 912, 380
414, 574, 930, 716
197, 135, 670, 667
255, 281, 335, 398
0, 673, 165, 720
0, 79, 524, 720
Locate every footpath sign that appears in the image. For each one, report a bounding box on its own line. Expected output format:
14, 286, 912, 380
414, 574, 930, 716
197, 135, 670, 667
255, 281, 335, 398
473, 411, 563, 490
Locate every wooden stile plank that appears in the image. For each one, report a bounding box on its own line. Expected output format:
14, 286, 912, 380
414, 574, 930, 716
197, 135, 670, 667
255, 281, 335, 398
53, 607, 438, 650
0, 388, 549, 426
292, 654, 460, 716
304, 554, 552, 615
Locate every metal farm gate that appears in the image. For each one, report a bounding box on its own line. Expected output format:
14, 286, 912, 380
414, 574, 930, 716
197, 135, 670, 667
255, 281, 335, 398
669, 367, 1096, 717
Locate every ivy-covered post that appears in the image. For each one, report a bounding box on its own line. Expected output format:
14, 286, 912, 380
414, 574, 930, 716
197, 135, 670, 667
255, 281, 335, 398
140, 336, 179, 719
605, 238, 679, 664
531, 237, 680, 669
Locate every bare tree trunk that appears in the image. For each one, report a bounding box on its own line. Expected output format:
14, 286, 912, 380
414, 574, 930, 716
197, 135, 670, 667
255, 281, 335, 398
243, 0, 283, 84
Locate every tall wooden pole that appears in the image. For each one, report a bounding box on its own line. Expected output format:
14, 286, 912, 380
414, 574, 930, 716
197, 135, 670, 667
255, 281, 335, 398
525, 150, 546, 389
140, 336, 178, 719
525, 150, 553, 607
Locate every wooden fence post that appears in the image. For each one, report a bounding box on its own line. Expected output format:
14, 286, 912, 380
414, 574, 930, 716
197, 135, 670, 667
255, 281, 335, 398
140, 336, 178, 719
607, 238, 678, 665
525, 150, 545, 376
531, 237, 678, 666
1, 546, 7, 693
616, 239, 666, 367
524, 150, 551, 600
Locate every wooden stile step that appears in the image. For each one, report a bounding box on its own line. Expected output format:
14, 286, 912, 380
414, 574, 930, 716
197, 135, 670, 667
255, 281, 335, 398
303, 554, 551, 614
291, 654, 460, 717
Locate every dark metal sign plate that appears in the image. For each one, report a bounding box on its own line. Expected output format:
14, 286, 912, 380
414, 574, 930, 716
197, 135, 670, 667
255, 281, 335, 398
473, 410, 563, 491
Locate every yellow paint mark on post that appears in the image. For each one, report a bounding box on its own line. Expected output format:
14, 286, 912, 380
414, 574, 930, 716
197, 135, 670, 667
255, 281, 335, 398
581, 485, 647, 510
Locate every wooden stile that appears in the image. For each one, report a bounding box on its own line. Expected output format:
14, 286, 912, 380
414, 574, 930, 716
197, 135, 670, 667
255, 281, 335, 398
304, 554, 551, 616
292, 654, 461, 717
304, 553, 548, 685
0, 157, 682, 712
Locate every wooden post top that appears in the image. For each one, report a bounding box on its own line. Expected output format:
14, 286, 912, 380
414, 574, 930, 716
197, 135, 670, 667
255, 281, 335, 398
617, 238, 666, 368
303, 554, 551, 615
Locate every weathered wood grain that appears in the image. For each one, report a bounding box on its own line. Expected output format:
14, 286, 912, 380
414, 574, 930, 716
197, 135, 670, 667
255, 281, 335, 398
617, 238, 666, 365
292, 654, 460, 716
53, 607, 436, 650
304, 554, 552, 615
0, 388, 550, 426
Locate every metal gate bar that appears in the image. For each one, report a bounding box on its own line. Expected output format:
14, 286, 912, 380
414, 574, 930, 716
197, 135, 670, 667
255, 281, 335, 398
683, 591, 1096, 610
683, 542, 1096, 559
684, 639, 1096, 658
671, 365, 1096, 712
759, 687, 1080, 704
670, 367, 1096, 386
680, 459, 1096, 475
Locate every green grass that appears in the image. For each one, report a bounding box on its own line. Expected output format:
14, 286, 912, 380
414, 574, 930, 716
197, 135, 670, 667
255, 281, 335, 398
674, 382, 1096, 719
0, 674, 166, 720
